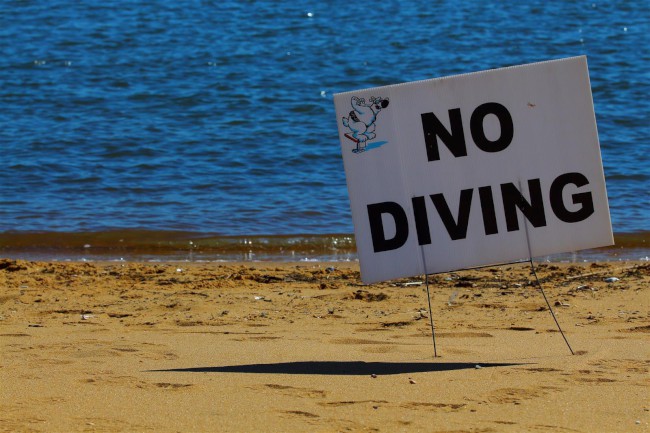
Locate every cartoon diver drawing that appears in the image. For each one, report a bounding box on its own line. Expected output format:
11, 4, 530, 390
342, 96, 389, 153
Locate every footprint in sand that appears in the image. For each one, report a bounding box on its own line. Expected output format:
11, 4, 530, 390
259, 383, 328, 399
486, 386, 563, 405
281, 410, 320, 419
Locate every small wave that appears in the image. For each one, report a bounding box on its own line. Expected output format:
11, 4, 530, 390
1, 230, 648, 263
606, 173, 649, 181
0, 230, 357, 262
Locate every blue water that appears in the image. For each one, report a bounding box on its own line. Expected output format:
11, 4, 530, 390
1, 0, 648, 237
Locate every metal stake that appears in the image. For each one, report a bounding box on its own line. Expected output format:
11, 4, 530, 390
517, 179, 575, 355
528, 257, 575, 355
424, 271, 438, 357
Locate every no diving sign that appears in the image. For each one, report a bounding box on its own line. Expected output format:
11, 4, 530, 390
334, 56, 613, 284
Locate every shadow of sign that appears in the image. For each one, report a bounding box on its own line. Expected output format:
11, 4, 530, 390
149, 361, 525, 375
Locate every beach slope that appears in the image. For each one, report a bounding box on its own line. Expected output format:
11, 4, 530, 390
1, 259, 648, 432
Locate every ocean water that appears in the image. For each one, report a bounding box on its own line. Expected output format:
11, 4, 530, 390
1, 0, 648, 260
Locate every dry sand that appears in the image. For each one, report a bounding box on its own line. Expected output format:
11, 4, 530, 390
1, 258, 648, 432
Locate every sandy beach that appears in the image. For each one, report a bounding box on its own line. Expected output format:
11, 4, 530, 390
1, 258, 648, 432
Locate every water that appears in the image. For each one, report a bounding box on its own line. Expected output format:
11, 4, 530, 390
1, 1, 648, 260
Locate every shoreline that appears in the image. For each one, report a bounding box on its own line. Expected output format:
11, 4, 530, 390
1, 258, 648, 432
1, 230, 649, 263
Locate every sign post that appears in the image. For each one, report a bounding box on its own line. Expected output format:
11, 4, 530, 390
335, 56, 613, 355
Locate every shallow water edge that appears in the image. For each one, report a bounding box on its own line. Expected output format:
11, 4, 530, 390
1, 230, 648, 263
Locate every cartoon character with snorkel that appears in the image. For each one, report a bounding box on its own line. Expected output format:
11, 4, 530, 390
342, 95, 389, 153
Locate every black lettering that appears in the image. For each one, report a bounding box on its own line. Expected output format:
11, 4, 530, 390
470, 102, 514, 153
501, 179, 547, 231
411, 196, 432, 245
478, 186, 498, 235
367, 202, 409, 252
421, 108, 467, 161
550, 172, 595, 223
430, 189, 473, 240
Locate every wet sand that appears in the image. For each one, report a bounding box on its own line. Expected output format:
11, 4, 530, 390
1, 259, 648, 432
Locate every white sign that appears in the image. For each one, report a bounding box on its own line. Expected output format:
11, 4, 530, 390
334, 56, 613, 284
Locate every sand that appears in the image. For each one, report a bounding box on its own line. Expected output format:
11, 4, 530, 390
1, 258, 648, 432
